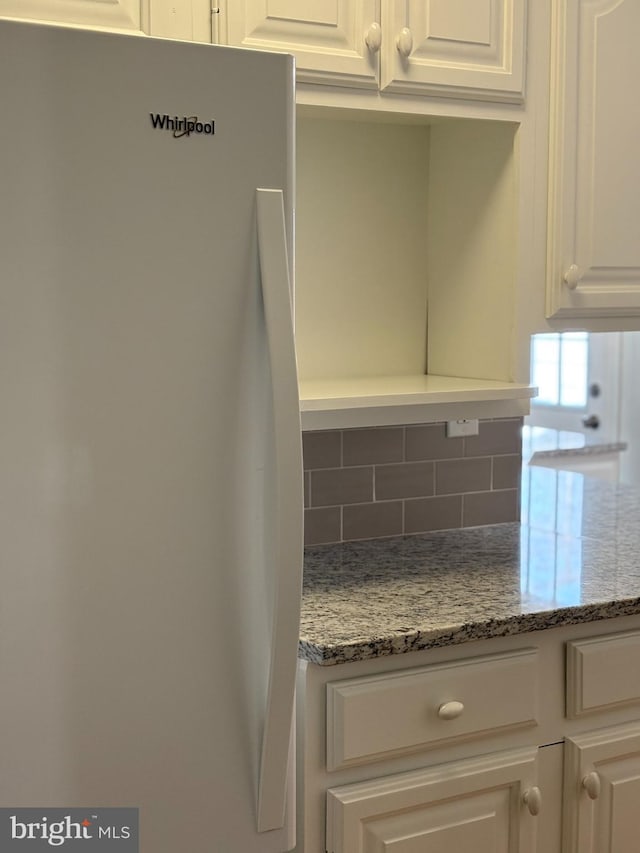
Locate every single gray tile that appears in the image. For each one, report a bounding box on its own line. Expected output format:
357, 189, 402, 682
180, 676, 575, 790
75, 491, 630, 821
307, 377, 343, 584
302, 430, 341, 470
310, 467, 373, 507
376, 461, 435, 500
404, 495, 462, 534
463, 489, 520, 526
304, 471, 310, 508
406, 423, 464, 461
343, 501, 403, 541
464, 418, 523, 457
493, 454, 522, 490
304, 507, 341, 545
343, 427, 403, 466
436, 457, 492, 495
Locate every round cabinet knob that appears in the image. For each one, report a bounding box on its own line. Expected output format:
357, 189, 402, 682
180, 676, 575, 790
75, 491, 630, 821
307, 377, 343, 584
437, 700, 464, 720
396, 27, 413, 57
365, 22, 382, 53
523, 787, 542, 816
582, 771, 601, 800
564, 264, 583, 290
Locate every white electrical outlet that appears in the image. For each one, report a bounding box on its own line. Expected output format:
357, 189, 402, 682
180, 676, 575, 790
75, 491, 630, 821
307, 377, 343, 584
446, 419, 480, 438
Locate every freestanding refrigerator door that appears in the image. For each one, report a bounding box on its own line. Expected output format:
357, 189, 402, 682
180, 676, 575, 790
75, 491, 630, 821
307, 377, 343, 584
0, 20, 300, 853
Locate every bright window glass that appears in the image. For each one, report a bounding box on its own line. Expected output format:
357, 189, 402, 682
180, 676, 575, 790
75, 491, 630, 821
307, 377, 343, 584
531, 332, 588, 408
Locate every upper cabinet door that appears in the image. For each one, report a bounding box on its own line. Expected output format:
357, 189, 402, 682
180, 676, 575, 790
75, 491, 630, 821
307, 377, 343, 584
224, 0, 380, 88
380, 0, 527, 102
0, 0, 142, 30
547, 0, 640, 321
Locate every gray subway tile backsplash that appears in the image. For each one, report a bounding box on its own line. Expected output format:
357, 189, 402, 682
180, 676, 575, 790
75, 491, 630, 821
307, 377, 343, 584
463, 488, 520, 527
303, 418, 523, 545
310, 466, 373, 507
343, 427, 403, 466
302, 430, 341, 469
406, 423, 464, 460
343, 501, 403, 541
492, 454, 522, 490
376, 460, 435, 500
464, 418, 522, 457
303, 506, 341, 546
404, 494, 463, 534
435, 456, 492, 495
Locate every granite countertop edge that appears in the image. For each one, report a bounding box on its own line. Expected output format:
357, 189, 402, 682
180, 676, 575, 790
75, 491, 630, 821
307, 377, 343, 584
298, 597, 640, 666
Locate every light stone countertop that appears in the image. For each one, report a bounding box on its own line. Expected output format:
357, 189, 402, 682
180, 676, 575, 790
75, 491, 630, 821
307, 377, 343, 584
299, 464, 640, 665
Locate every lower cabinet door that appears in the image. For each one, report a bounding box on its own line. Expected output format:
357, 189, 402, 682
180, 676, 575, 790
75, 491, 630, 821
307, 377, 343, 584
327, 746, 541, 853
564, 722, 640, 853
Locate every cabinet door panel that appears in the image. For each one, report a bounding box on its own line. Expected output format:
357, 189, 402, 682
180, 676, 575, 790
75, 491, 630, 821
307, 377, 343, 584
564, 722, 640, 853
327, 747, 539, 853
224, 0, 380, 88
547, 0, 640, 320
0, 0, 142, 30
381, 0, 526, 102
363, 791, 508, 852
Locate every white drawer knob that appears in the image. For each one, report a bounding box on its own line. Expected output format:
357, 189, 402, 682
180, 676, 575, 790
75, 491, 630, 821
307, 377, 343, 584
523, 786, 542, 816
437, 700, 464, 720
365, 22, 382, 53
582, 771, 601, 800
396, 27, 413, 57
563, 264, 583, 290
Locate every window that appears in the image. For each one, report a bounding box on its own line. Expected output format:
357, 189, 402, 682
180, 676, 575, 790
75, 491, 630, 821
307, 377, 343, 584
531, 332, 588, 409
527, 331, 621, 443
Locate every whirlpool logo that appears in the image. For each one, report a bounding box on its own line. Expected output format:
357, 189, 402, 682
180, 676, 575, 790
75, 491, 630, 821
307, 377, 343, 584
0, 809, 138, 851
150, 113, 215, 138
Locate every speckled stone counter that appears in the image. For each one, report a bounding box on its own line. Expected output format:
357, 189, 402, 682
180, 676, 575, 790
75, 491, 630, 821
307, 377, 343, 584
299, 465, 640, 665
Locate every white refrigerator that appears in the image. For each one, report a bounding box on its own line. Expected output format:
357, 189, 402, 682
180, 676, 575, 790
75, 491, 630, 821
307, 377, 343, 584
0, 18, 302, 853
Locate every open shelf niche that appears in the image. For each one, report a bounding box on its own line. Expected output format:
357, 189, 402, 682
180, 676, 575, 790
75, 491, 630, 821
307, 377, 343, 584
295, 111, 536, 431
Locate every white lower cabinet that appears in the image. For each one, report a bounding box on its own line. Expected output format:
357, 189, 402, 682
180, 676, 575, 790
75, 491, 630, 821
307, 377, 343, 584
296, 617, 640, 853
563, 723, 640, 853
327, 747, 541, 853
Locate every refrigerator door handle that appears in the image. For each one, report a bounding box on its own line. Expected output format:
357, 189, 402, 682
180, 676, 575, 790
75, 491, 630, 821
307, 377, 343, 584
255, 188, 303, 834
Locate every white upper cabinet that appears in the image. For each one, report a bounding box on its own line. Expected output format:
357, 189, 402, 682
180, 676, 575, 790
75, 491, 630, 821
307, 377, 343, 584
0, 0, 210, 39
224, 0, 527, 102
547, 0, 640, 321
381, 0, 527, 102
0, 0, 143, 31
224, 0, 380, 88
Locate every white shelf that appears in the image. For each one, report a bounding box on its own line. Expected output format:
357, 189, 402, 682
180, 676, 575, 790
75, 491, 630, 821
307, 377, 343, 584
299, 374, 537, 431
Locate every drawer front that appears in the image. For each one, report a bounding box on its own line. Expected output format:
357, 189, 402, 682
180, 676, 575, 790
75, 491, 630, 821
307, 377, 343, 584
567, 630, 640, 718
327, 649, 539, 770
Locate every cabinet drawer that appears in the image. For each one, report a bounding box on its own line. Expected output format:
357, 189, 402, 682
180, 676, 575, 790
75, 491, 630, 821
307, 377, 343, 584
326, 649, 539, 770
567, 630, 640, 718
